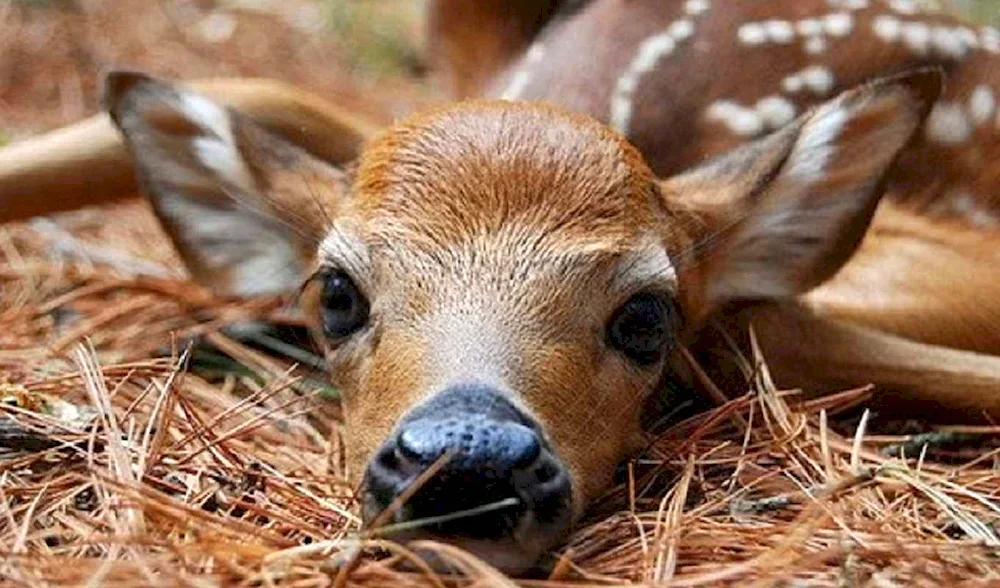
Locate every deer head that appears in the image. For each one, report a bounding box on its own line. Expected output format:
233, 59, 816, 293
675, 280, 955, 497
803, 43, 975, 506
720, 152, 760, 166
105, 69, 937, 571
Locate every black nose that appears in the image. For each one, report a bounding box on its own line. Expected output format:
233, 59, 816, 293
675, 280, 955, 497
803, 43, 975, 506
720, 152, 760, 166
363, 384, 572, 540
397, 415, 541, 471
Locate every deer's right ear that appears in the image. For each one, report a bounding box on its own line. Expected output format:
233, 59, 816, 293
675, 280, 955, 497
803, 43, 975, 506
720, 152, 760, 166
104, 71, 348, 298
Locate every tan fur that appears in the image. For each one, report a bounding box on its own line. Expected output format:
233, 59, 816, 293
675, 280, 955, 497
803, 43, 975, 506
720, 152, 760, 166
738, 302, 1000, 419
426, 0, 567, 98
809, 201, 1000, 354
313, 102, 672, 508
425, 0, 1000, 416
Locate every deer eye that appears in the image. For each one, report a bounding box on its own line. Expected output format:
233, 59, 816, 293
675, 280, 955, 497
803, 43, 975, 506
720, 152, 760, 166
321, 270, 369, 339
606, 292, 676, 366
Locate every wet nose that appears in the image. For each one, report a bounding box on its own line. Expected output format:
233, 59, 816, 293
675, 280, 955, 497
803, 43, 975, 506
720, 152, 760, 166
396, 415, 541, 471
363, 384, 572, 540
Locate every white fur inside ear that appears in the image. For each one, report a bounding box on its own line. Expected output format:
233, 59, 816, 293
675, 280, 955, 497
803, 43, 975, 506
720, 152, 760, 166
180, 92, 230, 137
179, 92, 256, 193
159, 192, 304, 297
786, 103, 849, 181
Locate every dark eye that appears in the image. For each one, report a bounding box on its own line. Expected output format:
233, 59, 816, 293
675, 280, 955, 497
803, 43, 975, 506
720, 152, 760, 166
606, 292, 676, 366
320, 270, 370, 339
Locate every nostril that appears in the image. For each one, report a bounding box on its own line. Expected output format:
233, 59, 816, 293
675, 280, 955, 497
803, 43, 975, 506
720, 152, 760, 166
535, 459, 557, 484
378, 446, 399, 470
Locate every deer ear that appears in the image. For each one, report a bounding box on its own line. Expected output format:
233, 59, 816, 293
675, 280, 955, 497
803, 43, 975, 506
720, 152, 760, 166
663, 69, 941, 309
104, 71, 347, 298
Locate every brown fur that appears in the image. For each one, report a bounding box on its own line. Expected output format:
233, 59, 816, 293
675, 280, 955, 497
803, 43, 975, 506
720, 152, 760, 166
429, 0, 1000, 408
314, 102, 675, 508
426, 0, 569, 98
457, 0, 1000, 218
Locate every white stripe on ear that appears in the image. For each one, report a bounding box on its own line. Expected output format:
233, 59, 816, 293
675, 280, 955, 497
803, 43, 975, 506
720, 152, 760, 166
785, 104, 848, 181
181, 93, 258, 194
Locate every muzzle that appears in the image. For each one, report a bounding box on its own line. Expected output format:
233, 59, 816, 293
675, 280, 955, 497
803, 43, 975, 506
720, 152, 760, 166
362, 383, 573, 570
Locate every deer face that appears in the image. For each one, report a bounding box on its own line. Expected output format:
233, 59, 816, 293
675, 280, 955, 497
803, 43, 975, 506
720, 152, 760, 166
106, 71, 936, 571
311, 104, 682, 566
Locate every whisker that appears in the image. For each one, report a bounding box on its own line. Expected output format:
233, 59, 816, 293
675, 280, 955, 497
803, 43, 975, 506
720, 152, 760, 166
368, 497, 521, 538
219, 184, 320, 247
671, 205, 754, 267
301, 176, 336, 231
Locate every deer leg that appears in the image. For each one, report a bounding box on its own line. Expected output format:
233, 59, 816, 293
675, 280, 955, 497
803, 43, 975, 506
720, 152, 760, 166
0, 78, 381, 224
741, 303, 1000, 422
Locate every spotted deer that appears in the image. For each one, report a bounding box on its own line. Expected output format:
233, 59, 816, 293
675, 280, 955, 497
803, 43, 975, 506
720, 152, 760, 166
3, 0, 1000, 573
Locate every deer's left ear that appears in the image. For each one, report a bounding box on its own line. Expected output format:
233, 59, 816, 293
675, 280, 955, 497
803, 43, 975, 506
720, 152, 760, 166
105, 71, 348, 298
662, 69, 941, 310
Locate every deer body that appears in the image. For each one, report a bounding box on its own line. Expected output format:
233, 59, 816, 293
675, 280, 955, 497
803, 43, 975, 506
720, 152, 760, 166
3, 0, 1000, 573
454, 0, 1000, 220
429, 0, 1000, 361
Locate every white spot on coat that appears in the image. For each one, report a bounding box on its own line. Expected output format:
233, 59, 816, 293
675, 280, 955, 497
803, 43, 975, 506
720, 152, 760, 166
828, 0, 869, 8
957, 27, 980, 49
931, 26, 969, 59
783, 75, 805, 94
706, 101, 765, 136
197, 12, 237, 44
706, 96, 801, 137
797, 19, 824, 37
684, 0, 710, 16
805, 36, 828, 54
611, 28, 684, 133
969, 85, 997, 125
757, 96, 798, 127
738, 22, 768, 45
764, 20, 796, 44
610, 10, 709, 135
889, 0, 919, 14
669, 19, 695, 40
925, 102, 973, 145
901, 21, 932, 55
782, 66, 836, 96
982, 27, 1000, 54
803, 65, 836, 95
873, 15, 902, 42
823, 13, 854, 37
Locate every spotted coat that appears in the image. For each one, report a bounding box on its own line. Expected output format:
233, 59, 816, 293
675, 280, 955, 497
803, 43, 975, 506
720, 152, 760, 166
431, 0, 1000, 227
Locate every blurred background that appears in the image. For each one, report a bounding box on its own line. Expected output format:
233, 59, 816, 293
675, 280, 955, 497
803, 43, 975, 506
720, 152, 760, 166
963, 0, 1000, 21
0, 0, 997, 144
0, 0, 434, 141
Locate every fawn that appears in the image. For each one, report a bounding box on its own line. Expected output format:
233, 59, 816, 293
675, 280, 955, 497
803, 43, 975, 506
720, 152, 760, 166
3, 0, 1000, 572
